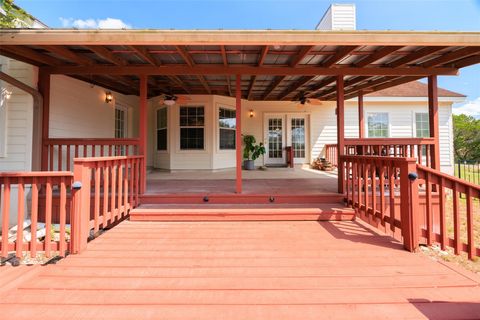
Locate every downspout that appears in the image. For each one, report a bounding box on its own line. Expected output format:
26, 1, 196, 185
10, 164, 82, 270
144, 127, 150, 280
0, 70, 43, 171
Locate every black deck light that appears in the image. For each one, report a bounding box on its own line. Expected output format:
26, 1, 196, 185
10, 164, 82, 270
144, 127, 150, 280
408, 172, 418, 181
203, 196, 209, 202
269, 196, 275, 203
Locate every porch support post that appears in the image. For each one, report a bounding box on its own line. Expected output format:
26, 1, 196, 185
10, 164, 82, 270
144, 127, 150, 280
38, 69, 50, 171
428, 75, 440, 170
235, 74, 242, 193
139, 75, 148, 193
358, 91, 364, 138
336, 75, 345, 194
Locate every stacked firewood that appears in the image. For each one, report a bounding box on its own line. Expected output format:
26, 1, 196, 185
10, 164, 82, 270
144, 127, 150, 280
311, 158, 335, 171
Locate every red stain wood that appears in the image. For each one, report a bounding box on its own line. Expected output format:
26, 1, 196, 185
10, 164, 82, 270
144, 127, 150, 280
1, 220, 480, 319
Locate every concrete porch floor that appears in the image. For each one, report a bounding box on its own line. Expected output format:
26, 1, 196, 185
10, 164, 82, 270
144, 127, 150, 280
146, 167, 339, 194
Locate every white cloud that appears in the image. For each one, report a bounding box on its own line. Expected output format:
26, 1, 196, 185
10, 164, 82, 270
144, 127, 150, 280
453, 97, 480, 118
59, 17, 131, 29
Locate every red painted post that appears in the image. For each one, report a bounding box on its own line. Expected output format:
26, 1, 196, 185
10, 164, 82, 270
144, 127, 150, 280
399, 160, 420, 252
235, 74, 242, 194
428, 75, 440, 171
336, 76, 345, 193
358, 91, 364, 139
71, 161, 91, 254
38, 69, 50, 171
139, 75, 148, 194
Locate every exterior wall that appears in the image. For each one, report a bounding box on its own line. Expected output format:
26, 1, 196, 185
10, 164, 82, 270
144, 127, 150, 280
49, 75, 139, 139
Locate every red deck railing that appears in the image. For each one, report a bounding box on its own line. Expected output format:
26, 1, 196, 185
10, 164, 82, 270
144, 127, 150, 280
43, 138, 140, 171
341, 154, 480, 260
325, 138, 435, 168
0, 172, 74, 258
0, 155, 144, 260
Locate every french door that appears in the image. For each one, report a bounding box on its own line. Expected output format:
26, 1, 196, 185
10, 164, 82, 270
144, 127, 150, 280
264, 114, 308, 165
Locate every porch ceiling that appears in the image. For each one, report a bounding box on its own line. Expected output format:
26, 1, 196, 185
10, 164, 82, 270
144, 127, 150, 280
1, 30, 479, 100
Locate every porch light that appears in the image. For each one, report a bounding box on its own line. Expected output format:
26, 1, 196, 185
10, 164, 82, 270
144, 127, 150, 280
163, 99, 176, 106
249, 109, 254, 118
105, 91, 113, 103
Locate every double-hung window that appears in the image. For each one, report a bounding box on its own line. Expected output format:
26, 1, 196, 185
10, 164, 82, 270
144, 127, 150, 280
218, 107, 236, 150
180, 106, 204, 150
415, 113, 430, 138
156, 107, 167, 151
367, 112, 389, 138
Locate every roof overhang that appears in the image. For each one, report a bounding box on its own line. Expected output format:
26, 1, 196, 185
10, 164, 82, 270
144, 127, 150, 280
1, 29, 479, 101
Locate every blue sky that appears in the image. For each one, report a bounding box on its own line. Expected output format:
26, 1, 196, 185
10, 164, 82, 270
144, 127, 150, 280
15, 0, 480, 116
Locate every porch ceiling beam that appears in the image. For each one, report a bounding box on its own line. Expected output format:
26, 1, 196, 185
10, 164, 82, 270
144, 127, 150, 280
450, 54, 480, 68
130, 45, 160, 66
344, 76, 423, 100
220, 46, 232, 96
1, 45, 64, 66
353, 46, 404, 67
387, 46, 448, 67
44, 65, 459, 76
277, 76, 314, 100
247, 46, 269, 100
261, 76, 285, 100
86, 45, 127, 66
303, 76, 336, 98
312, 76, 379, 98
320, 45, 358, 67
43, 45, 93, 66
175, 45, 211, 94
421, 46, 480, 67
320, 76, 399, 100
290, 45, 314, 67
74, 75, 137, 95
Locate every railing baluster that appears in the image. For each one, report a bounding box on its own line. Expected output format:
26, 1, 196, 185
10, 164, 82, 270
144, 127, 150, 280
59, 177, 67, 256
30, 179, 38, 258
66, 145, 71, 171
1, 178, 10, 258
111, 163, 117, 222
45, 177, 52, 258
94, 166, 101, 233
466, 187, 474, 260
118, 161, 123, 217
103, 165, 109, 227
15, 178, 25, 258
452, 183, 460, 255
379, 164, 386, 231
426, 171, 433, 245
439, 177, 446, 251
388, 165, 396, 236
372, 162, 377, 223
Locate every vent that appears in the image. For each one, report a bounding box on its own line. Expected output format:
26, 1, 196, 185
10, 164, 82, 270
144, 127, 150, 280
316, 4, 356, 31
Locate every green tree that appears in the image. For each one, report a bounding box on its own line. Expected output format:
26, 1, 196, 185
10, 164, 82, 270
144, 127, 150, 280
453, 114, 480, 162
0, 0, 31, 28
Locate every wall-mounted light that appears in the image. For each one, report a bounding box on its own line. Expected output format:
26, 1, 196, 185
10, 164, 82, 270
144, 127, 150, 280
249, 109, 254, 118
105, 91, 113, 103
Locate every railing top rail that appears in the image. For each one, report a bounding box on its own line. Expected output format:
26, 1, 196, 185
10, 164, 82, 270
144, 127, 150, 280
0, 171, 73, 178
417, 164, 480, 192
74, 155, 144, 163
340, 154, 417, 163
44, 138, 140, 145
344, 138, 435, 145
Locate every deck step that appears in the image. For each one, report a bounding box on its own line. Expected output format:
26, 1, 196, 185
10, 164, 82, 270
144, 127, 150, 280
129, 203, 355, 222
139, 193, 345, 205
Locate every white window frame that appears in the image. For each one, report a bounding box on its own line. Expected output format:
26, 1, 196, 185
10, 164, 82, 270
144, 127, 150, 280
178, 105, 206, 151
114, 104, 128, 138
217, 105, 236, 152
414, 112, 430, 138
366, 112, 390, 138
155, 106, 168, 153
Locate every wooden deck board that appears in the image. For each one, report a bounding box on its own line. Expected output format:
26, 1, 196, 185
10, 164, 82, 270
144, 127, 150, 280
1, 220, 479, 319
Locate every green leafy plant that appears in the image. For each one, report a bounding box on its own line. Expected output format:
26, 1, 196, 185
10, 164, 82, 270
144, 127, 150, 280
243, 135, 265, 161
0, 0, 31, 28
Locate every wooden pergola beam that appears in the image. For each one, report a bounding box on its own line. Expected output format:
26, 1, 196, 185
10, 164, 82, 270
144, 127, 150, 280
262, 76, 285, 100
290, 45, 314, 67
450, 54, 480, 68
388, 46, 447, 67
277, 76, 314, 100
43, 45, 92, 66
304, 76, 337, 98
247, 46, 269, 99
220, 45, 232, 96
421, 46, 480, 67
86, 45, 126, 66
44, 65, 458, 76
343, 76, 423, 100
130, 45, 159, 66
353, 46, 404, 67
175, 45, 211, 94
321, 46, 358, 67
1, 45, 64, 66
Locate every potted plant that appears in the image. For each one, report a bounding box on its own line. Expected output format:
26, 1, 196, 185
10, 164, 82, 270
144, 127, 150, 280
243, 135, 266, 170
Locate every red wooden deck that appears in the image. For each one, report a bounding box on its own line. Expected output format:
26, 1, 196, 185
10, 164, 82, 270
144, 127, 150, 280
1, 219, 480, 319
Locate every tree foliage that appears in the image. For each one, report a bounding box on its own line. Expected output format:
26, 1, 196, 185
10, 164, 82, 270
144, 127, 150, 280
0, 0, 31, 28
453, 114, 480, 162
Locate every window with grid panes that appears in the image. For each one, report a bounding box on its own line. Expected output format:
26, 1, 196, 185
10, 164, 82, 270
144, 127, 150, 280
156, 107, 167, 151
180, 106, 204, 150
219, 107, 236, 150
367, 113, 389, 138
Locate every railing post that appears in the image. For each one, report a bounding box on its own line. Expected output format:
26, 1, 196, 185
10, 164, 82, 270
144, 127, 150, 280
71, 161, 91, 254
399, 160, 420, 252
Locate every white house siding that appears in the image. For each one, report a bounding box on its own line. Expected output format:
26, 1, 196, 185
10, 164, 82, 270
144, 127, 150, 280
0, 56, 37, 226
49, 75, 139, 139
